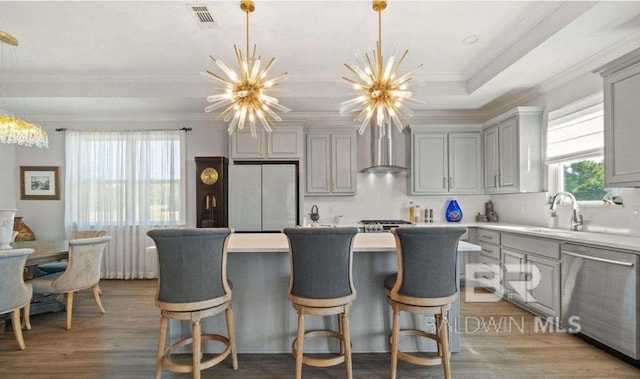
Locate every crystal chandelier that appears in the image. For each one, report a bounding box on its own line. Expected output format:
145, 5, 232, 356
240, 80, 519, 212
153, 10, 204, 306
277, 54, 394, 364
202, 0, 290, 137
0, 31, 48, 148
341, 0, 423, 135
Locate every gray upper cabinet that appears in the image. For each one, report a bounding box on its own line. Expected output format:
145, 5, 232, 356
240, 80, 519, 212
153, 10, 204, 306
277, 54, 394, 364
596, 48, 640, 187
305, 130, 357, 196
410, 126, 482, 195
482, 107, 543, 194
230, 126, 303, 160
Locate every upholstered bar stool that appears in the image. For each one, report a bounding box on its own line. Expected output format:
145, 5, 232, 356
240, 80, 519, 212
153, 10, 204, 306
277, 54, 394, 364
147, 228, 237, 379
283, 227, 359, 379
384, 226, 466, 379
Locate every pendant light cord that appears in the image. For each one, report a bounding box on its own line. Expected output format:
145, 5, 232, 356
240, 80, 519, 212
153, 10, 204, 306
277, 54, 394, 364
377, 7, 383, 78
246, 9, 250, 64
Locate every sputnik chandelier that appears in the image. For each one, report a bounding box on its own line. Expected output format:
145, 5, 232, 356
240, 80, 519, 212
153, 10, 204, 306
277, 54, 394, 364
202, 0, 290, 137
341, 0, 423, 135
0, 31, 48, 148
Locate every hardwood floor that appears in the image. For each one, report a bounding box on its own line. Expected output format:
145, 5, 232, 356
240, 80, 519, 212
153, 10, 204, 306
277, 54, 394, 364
0, 280, 638, 378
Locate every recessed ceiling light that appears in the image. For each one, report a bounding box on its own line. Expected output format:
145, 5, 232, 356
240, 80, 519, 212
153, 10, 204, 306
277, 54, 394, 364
462, 35, 480, 45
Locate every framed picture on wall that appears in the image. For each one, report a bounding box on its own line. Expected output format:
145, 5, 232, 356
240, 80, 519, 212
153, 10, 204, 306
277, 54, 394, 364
20, 166, 60, 200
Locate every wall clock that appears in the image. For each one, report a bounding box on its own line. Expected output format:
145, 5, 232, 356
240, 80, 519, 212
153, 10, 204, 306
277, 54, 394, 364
195, 157, 228, 228
200, 167, 219, 185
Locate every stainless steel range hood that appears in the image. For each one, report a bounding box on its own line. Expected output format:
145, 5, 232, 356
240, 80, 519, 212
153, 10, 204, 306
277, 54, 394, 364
360, 121, 407, 174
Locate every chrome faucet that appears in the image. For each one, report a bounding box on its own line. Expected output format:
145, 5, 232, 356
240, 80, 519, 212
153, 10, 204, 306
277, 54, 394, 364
550, 192, 583, 231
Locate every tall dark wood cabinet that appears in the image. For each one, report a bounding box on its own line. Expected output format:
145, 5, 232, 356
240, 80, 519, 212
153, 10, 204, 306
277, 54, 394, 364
195, 156, 229, 228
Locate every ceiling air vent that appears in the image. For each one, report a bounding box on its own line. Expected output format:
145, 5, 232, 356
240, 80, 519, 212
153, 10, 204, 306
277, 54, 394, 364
188, 4, 215, 29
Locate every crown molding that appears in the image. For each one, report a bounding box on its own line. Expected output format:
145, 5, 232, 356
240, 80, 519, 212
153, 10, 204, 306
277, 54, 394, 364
465, 2, 563, 80
29, 109, 492, 128
481, 88, 545, 120
537, 31, 640, 94
466, 2, 595, 94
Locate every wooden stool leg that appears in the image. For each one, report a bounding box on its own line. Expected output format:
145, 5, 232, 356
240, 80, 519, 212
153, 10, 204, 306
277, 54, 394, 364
65, 292, 74, 330
435, 314, 442, 358
23, 302, 31, 331
295, 311, 305, 379
192, 318, 202, 379
155, 315, 168, 379
93, 284, 106, 314
390, 305, 400, 379
225, 306, 238, 370
11, 309, 25, 350
440, 309, 451, 379
337, 314, 344, 354
341, 312, 353, 379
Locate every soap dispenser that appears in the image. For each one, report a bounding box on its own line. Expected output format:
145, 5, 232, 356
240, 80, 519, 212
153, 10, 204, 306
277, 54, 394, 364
445, 199, 463, 222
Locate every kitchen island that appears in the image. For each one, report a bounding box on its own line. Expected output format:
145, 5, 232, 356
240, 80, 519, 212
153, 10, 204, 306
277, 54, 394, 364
155, 231, 479, 354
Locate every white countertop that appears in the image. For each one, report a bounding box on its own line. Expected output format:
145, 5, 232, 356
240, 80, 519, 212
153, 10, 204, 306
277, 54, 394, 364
227, 232, 480, 253
425, 221, 640, 253
146, 232, 480, 253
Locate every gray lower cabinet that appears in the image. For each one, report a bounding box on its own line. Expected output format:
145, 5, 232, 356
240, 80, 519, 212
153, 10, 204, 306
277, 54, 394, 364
471, 228, 561, 319
470, 229, 502, 290
305, 131, 357, 195
501, 233, 561, 318
502, 248, 526, 302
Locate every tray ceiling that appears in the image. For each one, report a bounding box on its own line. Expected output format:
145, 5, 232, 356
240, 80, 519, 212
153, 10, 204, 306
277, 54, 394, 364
1, 1, 640, 120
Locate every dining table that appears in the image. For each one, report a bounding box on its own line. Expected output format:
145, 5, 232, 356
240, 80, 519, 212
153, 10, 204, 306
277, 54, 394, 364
12, 239, 70, 268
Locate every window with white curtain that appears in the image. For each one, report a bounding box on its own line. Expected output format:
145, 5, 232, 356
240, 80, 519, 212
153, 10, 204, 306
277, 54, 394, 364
547, 95, 610, 202
65, 130, 186, 279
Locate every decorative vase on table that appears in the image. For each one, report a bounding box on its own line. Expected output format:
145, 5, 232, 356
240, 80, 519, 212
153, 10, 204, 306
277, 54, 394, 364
13, 216, 36, 241
445, 199, 463, 222
0, 209, 17, 249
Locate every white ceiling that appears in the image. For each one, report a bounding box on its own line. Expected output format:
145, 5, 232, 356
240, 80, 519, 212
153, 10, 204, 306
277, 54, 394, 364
1, 1, 640, 120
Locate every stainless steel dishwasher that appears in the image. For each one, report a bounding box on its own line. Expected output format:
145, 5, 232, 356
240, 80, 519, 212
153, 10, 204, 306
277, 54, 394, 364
561, 243, 638, 359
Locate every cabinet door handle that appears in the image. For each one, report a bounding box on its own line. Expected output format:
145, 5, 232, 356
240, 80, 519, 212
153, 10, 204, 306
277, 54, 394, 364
493, 175, 497, 187
519, 257, 524, 279
443, 177, 447, 189
449, 177, 453, 189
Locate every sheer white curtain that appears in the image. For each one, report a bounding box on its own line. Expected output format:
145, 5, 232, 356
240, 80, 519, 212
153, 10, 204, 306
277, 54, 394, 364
65, 130, 186, 279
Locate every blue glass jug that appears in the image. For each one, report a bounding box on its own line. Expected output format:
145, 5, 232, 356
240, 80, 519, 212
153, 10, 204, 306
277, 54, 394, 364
445, 199, 463, 222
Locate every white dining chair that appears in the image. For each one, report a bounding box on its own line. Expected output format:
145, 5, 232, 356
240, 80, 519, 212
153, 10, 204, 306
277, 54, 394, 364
0, 248, 34, 350
26, 236, 111, 330
38, 229, 108, 275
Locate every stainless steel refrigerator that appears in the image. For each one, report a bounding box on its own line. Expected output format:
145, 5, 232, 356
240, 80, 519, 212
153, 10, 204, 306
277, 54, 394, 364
228, 163, 299, 232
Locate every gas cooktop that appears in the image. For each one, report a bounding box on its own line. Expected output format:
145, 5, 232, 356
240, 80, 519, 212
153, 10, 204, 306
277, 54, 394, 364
359, 219, 412, 232
359, 219, 412, 225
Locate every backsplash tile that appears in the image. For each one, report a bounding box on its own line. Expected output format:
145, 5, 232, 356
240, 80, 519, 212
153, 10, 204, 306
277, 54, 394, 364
490, 189, 640, 236
303, 173, 489, 225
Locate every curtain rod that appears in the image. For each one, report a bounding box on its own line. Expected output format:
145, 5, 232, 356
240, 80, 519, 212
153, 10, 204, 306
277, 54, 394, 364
55, 127, 192, 132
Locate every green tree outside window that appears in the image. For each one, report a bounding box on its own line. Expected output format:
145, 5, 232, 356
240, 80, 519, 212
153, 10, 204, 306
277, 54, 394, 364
562, 159, 606, 201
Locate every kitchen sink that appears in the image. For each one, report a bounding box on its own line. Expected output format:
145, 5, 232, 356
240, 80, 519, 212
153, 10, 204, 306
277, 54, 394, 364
524, 227, 575, 237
